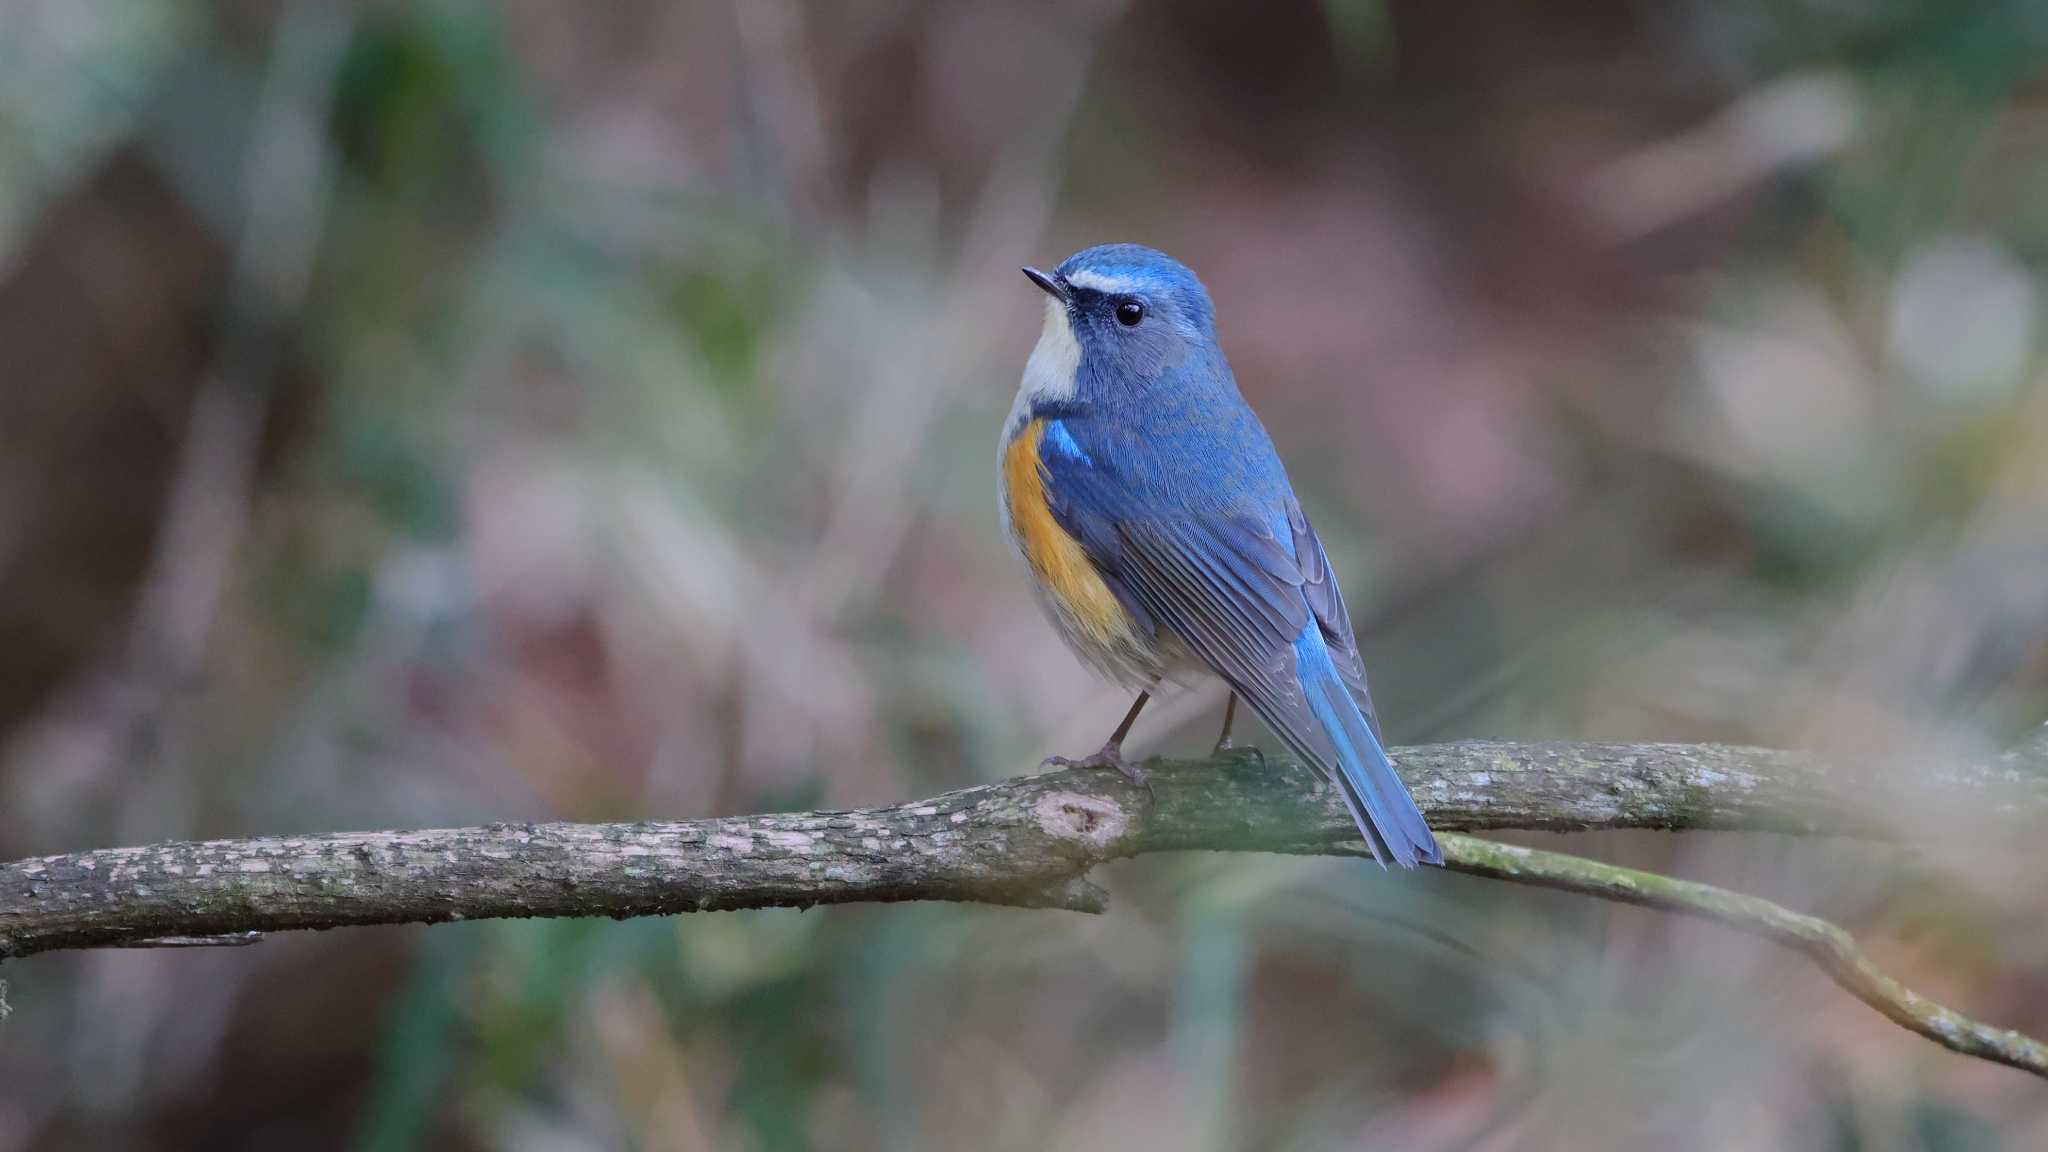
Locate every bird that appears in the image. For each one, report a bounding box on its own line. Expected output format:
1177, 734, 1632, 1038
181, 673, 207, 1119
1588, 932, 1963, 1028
999, 243, 1442, 868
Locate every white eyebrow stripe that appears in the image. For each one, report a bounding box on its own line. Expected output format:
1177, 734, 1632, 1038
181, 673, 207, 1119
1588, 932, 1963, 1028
1063, 270, 1142, 295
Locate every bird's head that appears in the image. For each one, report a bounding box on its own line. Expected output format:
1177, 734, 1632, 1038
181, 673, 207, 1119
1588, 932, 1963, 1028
1019, 244, 1220, 401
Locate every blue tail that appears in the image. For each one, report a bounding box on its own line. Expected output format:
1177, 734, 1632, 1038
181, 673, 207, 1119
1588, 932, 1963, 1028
1295, 634, 1441, 869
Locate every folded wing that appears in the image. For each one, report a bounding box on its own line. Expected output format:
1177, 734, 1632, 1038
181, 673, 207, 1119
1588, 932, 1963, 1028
1041, 435, 1438, 866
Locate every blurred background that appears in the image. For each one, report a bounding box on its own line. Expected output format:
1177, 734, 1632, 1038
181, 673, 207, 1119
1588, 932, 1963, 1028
2, 1, 2047, 1148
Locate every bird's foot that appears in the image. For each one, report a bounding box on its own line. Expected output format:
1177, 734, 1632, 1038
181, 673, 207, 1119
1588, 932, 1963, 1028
1044, 742, 1152, 797
1211, 739, 1318, 793
1210, 738, 1267, 770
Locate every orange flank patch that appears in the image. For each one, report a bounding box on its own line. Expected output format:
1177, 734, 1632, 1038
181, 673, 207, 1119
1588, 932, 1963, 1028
1004, 419, 1135, 651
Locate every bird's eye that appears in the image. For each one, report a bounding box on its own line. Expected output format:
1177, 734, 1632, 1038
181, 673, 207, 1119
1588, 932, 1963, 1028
1114, 299, 1145, 327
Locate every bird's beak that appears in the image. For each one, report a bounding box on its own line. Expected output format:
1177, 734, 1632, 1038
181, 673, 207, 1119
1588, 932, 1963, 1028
1021, 266, 1069, 304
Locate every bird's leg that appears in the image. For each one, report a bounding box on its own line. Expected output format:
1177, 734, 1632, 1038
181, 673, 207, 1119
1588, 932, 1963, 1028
1045, 690, 1151, 789
1210, 693, 1266, 768
1212, 692, 1321, 794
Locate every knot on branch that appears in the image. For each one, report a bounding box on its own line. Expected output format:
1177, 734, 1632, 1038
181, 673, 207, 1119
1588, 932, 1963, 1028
1032, 790, 1131, 853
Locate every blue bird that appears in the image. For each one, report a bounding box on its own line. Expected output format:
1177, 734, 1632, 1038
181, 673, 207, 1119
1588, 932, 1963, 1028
1000, 243, 1441, 868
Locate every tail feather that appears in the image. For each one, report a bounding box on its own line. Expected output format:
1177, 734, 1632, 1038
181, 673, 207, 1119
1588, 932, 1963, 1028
1296, 644, 1441, 869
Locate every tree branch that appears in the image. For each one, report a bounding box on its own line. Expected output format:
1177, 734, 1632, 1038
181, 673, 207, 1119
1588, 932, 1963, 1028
2, 740, 2044, 1077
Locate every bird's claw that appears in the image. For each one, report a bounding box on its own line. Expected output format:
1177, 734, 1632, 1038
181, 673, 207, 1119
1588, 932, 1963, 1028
1211, 739, 1267, 770
1043, 742, 1154, 799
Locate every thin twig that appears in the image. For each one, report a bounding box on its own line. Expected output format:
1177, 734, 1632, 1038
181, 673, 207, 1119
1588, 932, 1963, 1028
1434, 834, 2048, 1080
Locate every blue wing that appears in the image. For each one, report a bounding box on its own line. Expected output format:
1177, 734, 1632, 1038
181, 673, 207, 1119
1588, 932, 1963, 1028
1038, 417, 1439, 868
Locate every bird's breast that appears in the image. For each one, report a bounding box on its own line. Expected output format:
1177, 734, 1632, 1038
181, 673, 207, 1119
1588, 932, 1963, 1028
1001, 418, 1156, 684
